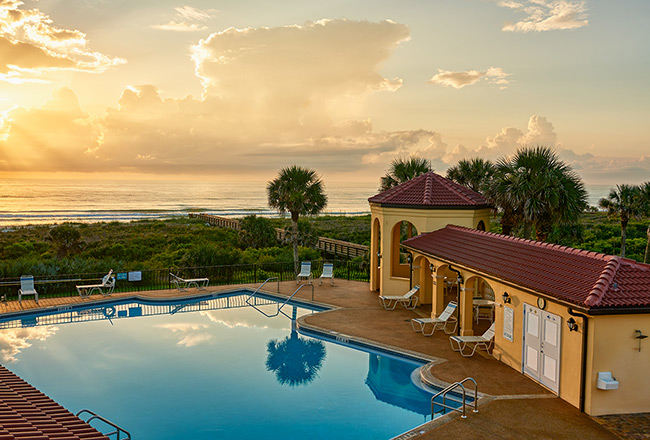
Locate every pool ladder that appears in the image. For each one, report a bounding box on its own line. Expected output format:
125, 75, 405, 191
77, 409, 131, 439
246, 277, 314, 318
431, 377, 478, 419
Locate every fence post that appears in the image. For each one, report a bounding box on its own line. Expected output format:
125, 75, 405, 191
347, 262, 351, 281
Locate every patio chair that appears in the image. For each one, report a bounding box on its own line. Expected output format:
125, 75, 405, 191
319, 263, 334, 286
296, 261, 312, 284
449, 322, 496, 357
76, 270, 116, 298
18, 275, 38, 305
379, 285, 420, 310
170, 273, 209, 292
411, 301, 458, 336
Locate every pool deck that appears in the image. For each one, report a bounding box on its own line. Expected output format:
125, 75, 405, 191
1, 279, 648, 440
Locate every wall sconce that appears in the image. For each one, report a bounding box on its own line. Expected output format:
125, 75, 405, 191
635, 330, 648, 352
429, 263, 436, 273
567, 317, 579, 332
406, 253, 412, 264
502, 292, 511, 304
376, 252, 382, 269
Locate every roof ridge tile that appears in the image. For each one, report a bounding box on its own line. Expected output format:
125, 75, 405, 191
585, 257, 621, 307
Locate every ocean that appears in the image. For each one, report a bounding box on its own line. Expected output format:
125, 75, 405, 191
0, 178, 612, 227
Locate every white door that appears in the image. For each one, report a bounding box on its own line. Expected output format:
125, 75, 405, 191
523, 304, 561, 394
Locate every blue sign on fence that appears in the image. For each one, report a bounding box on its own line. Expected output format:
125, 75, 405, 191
117, 272, 127, 281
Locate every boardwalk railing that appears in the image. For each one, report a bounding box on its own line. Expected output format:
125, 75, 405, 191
189, 213, 369, 258
0, 260, 370, 301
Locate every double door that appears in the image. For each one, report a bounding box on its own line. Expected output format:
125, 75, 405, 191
523, 304, 561, 393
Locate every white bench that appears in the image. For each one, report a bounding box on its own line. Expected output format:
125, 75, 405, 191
170, 273, 209, 292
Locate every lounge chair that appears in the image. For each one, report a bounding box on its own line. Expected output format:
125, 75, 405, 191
76, 270, 115, 298
170, 273, 209, 292
18, 275, 38, 304
449, 322, 496, 357
296, 261, 312, 284
379, 285, 420, 310
411, 301, 458, 336
319, 263, 334, 286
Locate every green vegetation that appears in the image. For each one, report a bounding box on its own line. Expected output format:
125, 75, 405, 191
0, 215, 368, 278
379, 157, 432, 192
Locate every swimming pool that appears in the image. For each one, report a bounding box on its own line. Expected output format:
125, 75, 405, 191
0, 292, 442, 439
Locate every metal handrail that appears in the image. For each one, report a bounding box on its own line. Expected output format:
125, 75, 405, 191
246, 282, 314, 318
431, 377, 478, 419
76, 409, 131, 439
245, 277, 280, 304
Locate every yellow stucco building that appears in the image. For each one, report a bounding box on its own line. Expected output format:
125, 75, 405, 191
369, 172, 650, 416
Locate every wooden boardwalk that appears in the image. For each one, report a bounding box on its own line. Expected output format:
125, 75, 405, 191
189, 213, 368, 258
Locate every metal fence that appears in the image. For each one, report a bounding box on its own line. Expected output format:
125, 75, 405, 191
0, 260, 370, 301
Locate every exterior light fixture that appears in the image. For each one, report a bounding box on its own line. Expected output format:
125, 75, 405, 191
567, 317, 579, 332
407, 253, 412, 264
376, 252, 382, 269
502, 292, 511, 304
429, 263, 435, 272
635, 330, 648, 352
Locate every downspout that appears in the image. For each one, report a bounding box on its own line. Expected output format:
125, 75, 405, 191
448, 265, 464, 336
568, 308, 589, 412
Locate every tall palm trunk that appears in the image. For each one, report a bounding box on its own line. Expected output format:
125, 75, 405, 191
620, 218, 628, 258
291, 212, 299, 273
643, 225, 650, 263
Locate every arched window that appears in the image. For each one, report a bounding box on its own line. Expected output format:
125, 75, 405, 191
477, 220, 486, 231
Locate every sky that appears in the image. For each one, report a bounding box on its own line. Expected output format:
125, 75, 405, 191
0, 0, 648, 185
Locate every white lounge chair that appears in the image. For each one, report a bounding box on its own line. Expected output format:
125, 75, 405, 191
76, 270, 115, 297
319, 263, 334, 286
170, 273, 209, 292
296, 261, 312, 284
411, 301, 458, 336
449, 322, 496, 357
18, 275, 38, 304
379, 285, 420, 310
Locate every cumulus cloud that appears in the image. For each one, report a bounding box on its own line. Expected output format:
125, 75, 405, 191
0, 0, 125, 83
427, 67, 511, 89
0, 19, 413, 176
0, 326, 58, 363
499, 0, 588, 32
151, 6, 217, 32
156, 322, 212, 347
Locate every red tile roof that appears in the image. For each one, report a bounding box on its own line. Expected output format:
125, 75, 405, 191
402, 225, 650, 311
368, 172, 490, 208
0, 366, 109, 439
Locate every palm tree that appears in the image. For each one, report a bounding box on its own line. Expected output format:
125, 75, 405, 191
445, 158, 495, 193
641, 182, 650, 263
489, 146, 587, 241
379, 157, 432, 192
267, 166, 327, 271
598, 184, 644, 258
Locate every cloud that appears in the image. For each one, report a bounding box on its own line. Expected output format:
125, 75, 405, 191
0, 0, 125, 83
499, 0, 588, 32
156, 322, 212, 347
0, 326, 59, 363
427, 67, 511, 89
151, 6, 217, 32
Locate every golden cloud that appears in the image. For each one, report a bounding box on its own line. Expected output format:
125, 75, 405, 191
0, 0, 125, 83
499, 0, 588, 32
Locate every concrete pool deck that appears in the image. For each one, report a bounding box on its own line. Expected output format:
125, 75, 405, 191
1, 279, 648, 439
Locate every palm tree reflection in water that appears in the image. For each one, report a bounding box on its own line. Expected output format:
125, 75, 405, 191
265, 307, 326, 386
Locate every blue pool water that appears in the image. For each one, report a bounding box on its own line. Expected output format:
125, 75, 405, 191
0, 293, 438, 439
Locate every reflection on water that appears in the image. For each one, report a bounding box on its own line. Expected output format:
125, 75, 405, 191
266, 329, 326, 387
1, 293, 436, 440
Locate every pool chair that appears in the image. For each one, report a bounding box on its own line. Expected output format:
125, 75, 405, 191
411, 301, 458, 336
296, 261, 312, 284
170, 273, 209, 292
449, 322, 496, 357
379, 285, 420, 310
76, 270, 116, 298
18, 275, 38, 305
319, 263, 334, 286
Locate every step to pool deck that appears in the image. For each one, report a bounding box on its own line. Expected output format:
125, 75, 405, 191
1, 279, 648, 440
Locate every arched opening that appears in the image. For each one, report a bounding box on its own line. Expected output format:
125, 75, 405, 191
390, 220, 418, 279
465, 275, 496, 335
477, 220, 486, 231
413, 255, 433, 304
371, 217, 382, 291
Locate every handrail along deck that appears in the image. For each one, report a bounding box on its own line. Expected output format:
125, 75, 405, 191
431, 377, 478, 419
